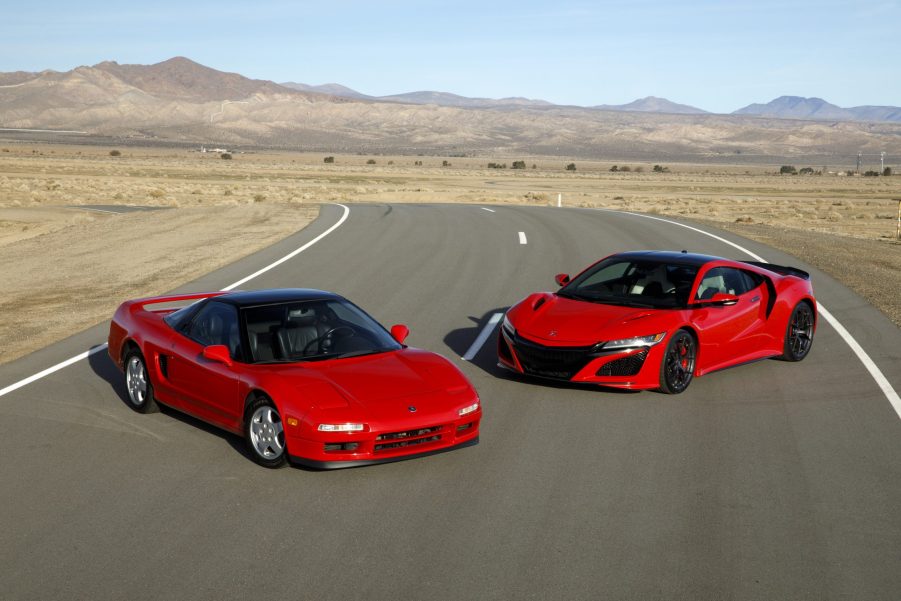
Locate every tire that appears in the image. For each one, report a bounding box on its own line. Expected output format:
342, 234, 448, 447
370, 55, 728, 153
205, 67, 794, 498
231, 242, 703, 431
244, 396, 287, 468
781, 302, 814, 362
124, 350, 158, 413
658, 329, 696, 394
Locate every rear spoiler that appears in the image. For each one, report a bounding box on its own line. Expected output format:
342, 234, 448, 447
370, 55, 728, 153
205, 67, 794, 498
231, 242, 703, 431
126, 291, 227, 313
741, 261, 810, 280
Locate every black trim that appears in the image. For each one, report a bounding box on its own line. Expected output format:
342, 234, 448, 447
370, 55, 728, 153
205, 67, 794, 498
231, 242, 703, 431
288, 437, 479, 470
741, 261, 810, 280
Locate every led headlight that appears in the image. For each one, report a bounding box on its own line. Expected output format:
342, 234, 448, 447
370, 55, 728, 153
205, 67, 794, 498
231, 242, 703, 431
601, 332, 666, 350
459, 402, 480, 416
502, 315, 516, 336
317, 423, 365, 432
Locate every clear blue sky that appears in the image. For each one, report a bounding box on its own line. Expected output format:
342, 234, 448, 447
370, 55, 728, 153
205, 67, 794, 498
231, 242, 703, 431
2, 0, 899, 113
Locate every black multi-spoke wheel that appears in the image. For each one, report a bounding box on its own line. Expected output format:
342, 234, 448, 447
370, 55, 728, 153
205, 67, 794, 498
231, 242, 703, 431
658, 329, 696, 394
124, 349, 158, 413
781, 302, 814, 362
244, 396, 287, 468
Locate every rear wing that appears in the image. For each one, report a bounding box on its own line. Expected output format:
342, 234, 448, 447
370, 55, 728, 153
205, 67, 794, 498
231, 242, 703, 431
741, 261, 810, 280
125, 291, 227, 314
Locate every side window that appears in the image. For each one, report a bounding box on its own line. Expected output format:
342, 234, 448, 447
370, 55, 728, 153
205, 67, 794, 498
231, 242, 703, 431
185, 302, 241, 357
740, 270, 763, 293
698, 267, 757, 299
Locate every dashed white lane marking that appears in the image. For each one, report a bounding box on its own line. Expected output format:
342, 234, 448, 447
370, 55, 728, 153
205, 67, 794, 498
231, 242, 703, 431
462, 313, 504, 361
518, 231, 527, 245
612, 209, 901, 420
0, 204, 352, 399
481, 207, 496, 213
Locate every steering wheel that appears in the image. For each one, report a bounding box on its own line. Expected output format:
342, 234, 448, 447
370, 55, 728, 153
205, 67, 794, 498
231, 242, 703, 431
302, 326, 355, 354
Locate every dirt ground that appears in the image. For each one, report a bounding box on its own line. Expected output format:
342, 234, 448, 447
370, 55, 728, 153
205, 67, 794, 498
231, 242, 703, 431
0, 143, 898, 365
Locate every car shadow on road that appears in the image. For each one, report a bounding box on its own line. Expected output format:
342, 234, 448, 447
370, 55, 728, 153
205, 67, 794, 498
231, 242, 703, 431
444, 308, 641, 395
87, 348, 264, 466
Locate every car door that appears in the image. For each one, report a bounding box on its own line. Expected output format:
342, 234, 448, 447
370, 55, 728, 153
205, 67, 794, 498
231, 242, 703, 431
165, 301, 243, 429
690, 266, 765, 371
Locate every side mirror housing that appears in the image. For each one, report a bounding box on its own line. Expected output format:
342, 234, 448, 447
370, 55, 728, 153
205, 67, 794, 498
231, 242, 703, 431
555, 273, 570, 287
202, 344, 233, 366
390, 324, 410, 345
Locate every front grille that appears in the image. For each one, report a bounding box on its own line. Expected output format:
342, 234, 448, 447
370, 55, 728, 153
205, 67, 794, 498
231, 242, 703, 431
374, 425, 444, 452
597, 349, 648, 376
511, 335, 595, 380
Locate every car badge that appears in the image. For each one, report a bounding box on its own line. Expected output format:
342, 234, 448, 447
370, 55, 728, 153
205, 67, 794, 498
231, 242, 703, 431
549, 330, 558, 337
408, 406, 417, 413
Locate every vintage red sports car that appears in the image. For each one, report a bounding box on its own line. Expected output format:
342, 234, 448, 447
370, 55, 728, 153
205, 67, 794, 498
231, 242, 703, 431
108, 289, 481, 468
498, 250, 816, 393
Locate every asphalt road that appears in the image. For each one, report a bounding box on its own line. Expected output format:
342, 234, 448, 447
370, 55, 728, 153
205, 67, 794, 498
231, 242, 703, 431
1, 203, 899, 601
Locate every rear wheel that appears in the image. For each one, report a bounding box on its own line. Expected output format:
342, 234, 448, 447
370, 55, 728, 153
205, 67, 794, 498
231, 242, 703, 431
781, 302, 814, 361
124, 350, 158, 413
245, 396, 287, 468
658, 329, 696, 394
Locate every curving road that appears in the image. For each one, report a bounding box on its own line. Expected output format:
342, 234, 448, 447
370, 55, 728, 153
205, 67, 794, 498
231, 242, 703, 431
1, 203, 900, 600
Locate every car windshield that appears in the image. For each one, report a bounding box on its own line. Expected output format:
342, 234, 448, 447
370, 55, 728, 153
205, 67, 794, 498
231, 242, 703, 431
243, 298, 402, 364
558, 258, 699, 309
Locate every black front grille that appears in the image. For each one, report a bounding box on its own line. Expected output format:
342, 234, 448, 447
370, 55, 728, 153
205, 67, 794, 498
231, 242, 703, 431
597, 349, 648, 376
511, 335, 595, 380
374, 426, 444, 452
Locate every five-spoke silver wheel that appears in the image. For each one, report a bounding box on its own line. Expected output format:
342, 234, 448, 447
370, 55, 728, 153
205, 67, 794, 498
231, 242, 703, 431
246, 400, 287, 467
124, 350, 157, 413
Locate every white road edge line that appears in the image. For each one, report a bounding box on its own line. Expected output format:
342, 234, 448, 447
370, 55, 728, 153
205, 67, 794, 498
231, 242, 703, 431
518, 231, 527, 245
0, 204, 352, 399
462, 313, 504, 361
481, 207, 496, 213
609, 209, 901, 419
76, 207, 123, 215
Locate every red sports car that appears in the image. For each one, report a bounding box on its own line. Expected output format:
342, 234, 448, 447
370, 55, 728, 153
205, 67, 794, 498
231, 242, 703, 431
498, 251, 816, 393
108, 289, 481, 468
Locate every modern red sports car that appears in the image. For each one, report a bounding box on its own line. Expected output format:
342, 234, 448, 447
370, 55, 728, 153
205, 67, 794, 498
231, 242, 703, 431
498, 251, 816, 393
108, 289, 481, 468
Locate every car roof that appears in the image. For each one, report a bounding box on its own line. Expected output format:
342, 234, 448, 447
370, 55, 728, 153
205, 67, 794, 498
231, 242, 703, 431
215, 288, 342, 308
613, 250, 723, 267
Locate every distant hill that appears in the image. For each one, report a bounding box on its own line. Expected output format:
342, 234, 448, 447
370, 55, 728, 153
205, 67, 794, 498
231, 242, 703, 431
376, 91, 554, 108
734, 96, 852, 120
92, 57, 327, 102
593, 96, 708, 115
281, 82, 371, 100
2, 57, 901, 161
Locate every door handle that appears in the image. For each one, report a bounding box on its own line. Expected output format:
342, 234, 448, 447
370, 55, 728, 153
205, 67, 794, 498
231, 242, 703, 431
750, 295, 760, 303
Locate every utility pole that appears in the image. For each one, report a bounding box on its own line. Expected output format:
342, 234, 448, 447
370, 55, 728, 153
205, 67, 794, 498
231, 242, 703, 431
881, 152, 886, 173
857, 152, 862, 174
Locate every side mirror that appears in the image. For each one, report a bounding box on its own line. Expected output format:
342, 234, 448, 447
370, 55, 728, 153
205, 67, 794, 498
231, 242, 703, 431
202, 344, 233, 367
390, 324, 410, 345
555, 273, 570, 287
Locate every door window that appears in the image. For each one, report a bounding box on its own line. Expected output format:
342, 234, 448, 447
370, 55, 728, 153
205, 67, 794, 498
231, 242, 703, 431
185, 302, 241, 357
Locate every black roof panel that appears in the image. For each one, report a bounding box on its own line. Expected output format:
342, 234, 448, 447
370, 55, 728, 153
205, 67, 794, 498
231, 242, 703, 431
216, 288, 341, 307
614, 250, 721, 266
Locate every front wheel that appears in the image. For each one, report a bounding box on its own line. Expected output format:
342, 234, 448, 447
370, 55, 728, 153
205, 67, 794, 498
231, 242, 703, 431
124, 350, 158, 413
244, 396, 287, 468
658, 329, 696, 394
781, 302, 814, 361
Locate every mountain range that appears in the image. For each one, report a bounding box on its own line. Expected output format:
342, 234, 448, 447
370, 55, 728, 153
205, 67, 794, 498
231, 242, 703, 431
2, 57, 900, 160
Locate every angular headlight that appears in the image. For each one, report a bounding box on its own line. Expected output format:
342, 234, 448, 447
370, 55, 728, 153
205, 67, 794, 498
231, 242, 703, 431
459, 402, 480, 416
601, 332, 666, 350
502, 315, 516, 336
317, 423, 365, 432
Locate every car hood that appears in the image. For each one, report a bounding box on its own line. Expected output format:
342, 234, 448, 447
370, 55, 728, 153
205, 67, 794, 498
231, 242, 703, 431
509, 293, 668, 345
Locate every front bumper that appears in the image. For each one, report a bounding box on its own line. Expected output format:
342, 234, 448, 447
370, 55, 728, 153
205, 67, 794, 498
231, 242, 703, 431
286, 411, 481, 469
498, 328, 664, 390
